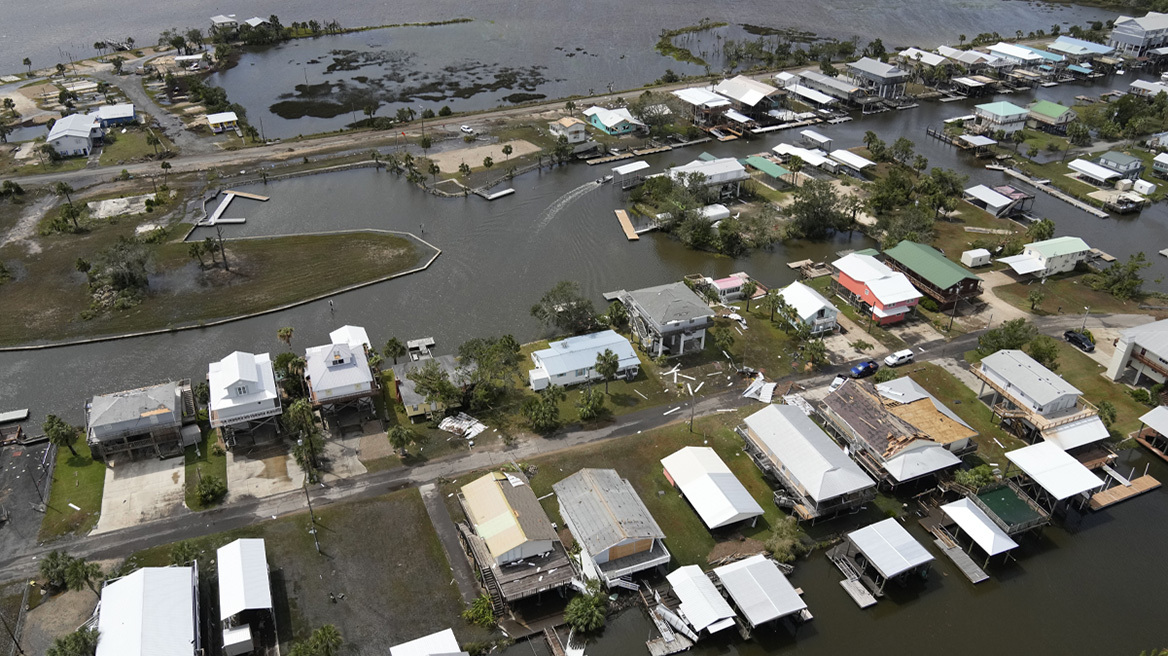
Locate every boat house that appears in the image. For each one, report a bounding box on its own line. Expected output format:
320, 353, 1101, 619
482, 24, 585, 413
712, 554, 809, 631
1004, 441, 1103, 511
665, 566, 737, 636
836, 518, 933, 596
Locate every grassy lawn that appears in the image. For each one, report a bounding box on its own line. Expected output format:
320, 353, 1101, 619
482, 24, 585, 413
905, 363, 1027, 466
0, 231, 422, 345
1049, 341, 1149, 438
816, 285, 908, 351
9, 156, 88, 177
992, 271, 1146, 317
1015, 128, 1069, 157
99, 128, 177, 165
40, 441, 105, 542
930, 204, 1023, 265
1016, 157, 1104, 204
184, 428, 229, 510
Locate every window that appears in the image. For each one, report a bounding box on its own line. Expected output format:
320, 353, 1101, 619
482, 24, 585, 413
575, 369, 586, 376
235, 385, 248, 395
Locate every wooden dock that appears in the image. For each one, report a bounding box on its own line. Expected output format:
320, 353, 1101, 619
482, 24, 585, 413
543, 627, 566, 656
615, 210, 639, 241
838, 579, 877, 608
933, 539, 989, 584
1089, 475, 1161, 510
1135, 434, 1168, 464
586, 152, 635, 166
633, 145, 672, 156
1001, 168, 1110, 218
223, 190, 270, 201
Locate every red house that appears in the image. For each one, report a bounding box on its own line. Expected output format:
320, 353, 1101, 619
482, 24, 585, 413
831, 252, 922, 325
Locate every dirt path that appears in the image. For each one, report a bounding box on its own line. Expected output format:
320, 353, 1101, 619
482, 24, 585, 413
0, 194, 54, 254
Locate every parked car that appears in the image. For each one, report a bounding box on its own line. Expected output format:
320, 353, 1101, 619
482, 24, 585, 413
884, 349, 915, 367
1064, 330, 1095, 352
828, 376, 847, 393
460, 125, 474, 134
849, 360, 879, 379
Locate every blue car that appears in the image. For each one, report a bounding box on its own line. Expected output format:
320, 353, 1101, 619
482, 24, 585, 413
849, 360, 880, 379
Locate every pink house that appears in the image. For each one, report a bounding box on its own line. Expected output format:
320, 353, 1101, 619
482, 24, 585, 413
831, 252, 921, 325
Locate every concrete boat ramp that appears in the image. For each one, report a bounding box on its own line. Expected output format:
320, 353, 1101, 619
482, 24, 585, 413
198, 189, 270, 227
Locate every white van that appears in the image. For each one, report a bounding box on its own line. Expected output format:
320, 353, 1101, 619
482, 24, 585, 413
883, 349, 914, 367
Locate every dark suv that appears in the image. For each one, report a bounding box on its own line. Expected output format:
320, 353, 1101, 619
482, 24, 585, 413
1063, 330, 1095, 353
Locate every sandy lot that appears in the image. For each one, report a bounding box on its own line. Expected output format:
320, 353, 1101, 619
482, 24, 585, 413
226, 442, 305, 503
428, 139, 540, 171
93, 457, 187, 534
19, 589, 96, 656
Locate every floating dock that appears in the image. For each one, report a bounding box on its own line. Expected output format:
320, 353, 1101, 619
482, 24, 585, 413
0, 409, 29, 424
1089, 474, 1161, 510
615, 210, 639, 241
481, 188, 515, 200
838, 579, 877, 608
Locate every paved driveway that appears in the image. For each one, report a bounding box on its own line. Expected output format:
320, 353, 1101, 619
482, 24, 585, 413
93, 457, 187, 534
226, 442, 304, 503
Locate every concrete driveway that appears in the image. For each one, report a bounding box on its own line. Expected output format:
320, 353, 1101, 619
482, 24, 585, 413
93, 457, 187, 534
225, 442, 304, 503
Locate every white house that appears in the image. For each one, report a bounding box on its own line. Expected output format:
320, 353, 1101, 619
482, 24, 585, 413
217, 539, 273, 656
548, 116, 587, 143
47, 113, 103, 156
207, 111, 239, 133
661, 446, 764, 529
1107, 317, 1168, 384
305, 325, 376, 410
997, 236, 1091, 278
1109, 11, 1168, 56
776, 281, 838, 335
987, 42, 1045, 66
90, 103, 137, 127
898, 47, 946, 68
703, 271, 754, 301
528, 330, 639, 390
96, 566, 199, 656
207, 351, 282, 433
666, 157, 750, 197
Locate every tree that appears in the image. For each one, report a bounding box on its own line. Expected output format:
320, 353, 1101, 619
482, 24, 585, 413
878, 205, 935, 248
46, 628, 100, 656
406, 358, 461, 412
40, 550, 73, 590
890, 136, 915, 165
761, 289, 785, 323
531, 280, 596, 334
458, 162, 471, 178
54, 181, 75, 207
523, 385, 564, 433
383, 337, 406, 364
23, 57, 32, 76
709, 325, 735, 355
602, 301, 628, 330
1026, 334, 1061, 371
564, 580, 608, 633
483, 156, 494, 170
283, 398, 322, 477
44, 414, 80, 457
502, 144, 513, 160
110, 56, 125, 75
1028, 288, 1046, 311
1089, 252, 1150, 300
419, 134, 432, 153
145, 133, 161, 155
595, 349, 620, 393
427, 161, 440, 183
873, 368, 898, 383
819, 58, 838, 77
171, 540, 200, 566
462, 594, 495, 628
955, 464, 996, 490
388, 425, 421, 457
309, 625, 344, 656
912, 154, 928, 173
65, 557, 103, 598
196, 474, 227, 505
765, 516, 809, 563
786, 179, 848, 240
1065, 120, 1091, 147
159, 161, 173, 184
803, 339, 828, 368
56, 63, 66, 76
1097, 400, 1118, 428
740, 280, 758, 311
576, 386, 606, 421
277, 326, 294, 348
978, 318, 1038, 354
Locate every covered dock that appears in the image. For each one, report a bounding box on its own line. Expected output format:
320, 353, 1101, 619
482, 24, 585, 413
612, 160, 650, 189
1068, 158, 1121, 186
665, 566, 737, 635
838, 518, 933, 596
1005, 442, 1103, 510
1135, 406, 1168, 463
941, 498, 1019, 564
713, 554, 809, 631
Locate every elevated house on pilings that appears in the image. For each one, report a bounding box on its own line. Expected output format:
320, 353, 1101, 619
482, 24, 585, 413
207, 351, 282, 448
616, 282, 715, 358
1107, 317, 1168, 386
87, 380, 199, 462
880, 240, 983, 311
304, 325, 378, 416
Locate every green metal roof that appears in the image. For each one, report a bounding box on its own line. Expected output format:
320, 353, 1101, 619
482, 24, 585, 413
1098, 151, 1141, 167
742, 156, 790, 179
883, 241, 980, 290
697, 152, 717, 161
1028, 100, 1072, 120
975, 101, 1028, 118
1027, 236, 1090, 258
854, 248, 880, 256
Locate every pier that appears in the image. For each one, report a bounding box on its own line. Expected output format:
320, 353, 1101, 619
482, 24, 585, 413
933, 539, 989, 584
1000, 168, 1110, 218
827, 545, 878, 608
222, 190, 270, 201
615, 210, 639, 241
1089, 474, 1161, 510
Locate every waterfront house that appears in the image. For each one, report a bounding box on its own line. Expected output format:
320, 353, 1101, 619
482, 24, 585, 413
798, 71, 869, 104
951, 76, 994, 98
738, 404, 875, 521
830, 252, 921, 325
695, 271, 764, 302
554, 468, 670, 588
390, 629, 466, 656
207, 351, 282, 440
661, 446, 764, 530
974, 349, 1110, 456
874, 377, 978, 453
87, 380, 198, 461
1067, 158, 1122, 186
1027, 100, 1075, 133
667, 157, 750, 198
987, 42, 1045, 67
898, 47, 946, 70
937, 46, 1005, 72
712, 75, 784, 120
548, 116, 587, 143
671, 87, 732, 126
243, 17, 269, 28
1049, 35, 1115, 60
90, 103, 137, 127
838, 518, 933, 595
1095, 151, 1145, 180
881, 240, 982, 310
1004, 441, 1103, 511
529, 330, 639, 391
217, 539, 273, 656
1109, 11, 1168, 56
96, 566, 199, 656
820, 379, 962, 487
1153, 152, 1168, 178
772, 143, 836, 173
997, 235, 1091, 278
962, 184, 1034, 218
775, 281, 839, 335
617, 282, 715, 358
390, 353, 473, 421
712, 555, 808, 629
665, 566, 737, 635
207, 111, 239, 133
1129, 78, 1168, 97
845, 57, 909, 99
305, 325, 377, 412
973, 101, 1028, 135
1107, 317, 1168, 385
582, 106, 644, 135
210, 14, 239, 29
47, 113, 103, 156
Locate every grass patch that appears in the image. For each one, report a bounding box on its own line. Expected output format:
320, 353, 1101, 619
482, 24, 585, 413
8, 155, 88, 177
655, 21, 728, 66
99, 128, 176, 165
930, 204, 1022, 266
40, 441, 105, 542
992, 271, 1146, 317
906, 363, 1027, 466
184, 428, 229, 510
1049, 341, 1149, 437
1016, 157, 1105, 204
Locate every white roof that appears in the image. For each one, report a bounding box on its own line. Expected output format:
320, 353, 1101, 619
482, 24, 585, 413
329, 324, 370, 350
788, 84, 836, 105
847, 518, 933, 579
305, 342, 373, 394
882, 443, 961, 482
1007, 441, 1102, 500
829, 149, 875, 170
988, 42, 1043, 62
97, 567, 195, 656
1154, 152, 1168, 167
866, 272, 922, 305
772, 143, 831, 168
1122, 318, 1168, 360
208, 351, 278, 414
672, 87, 732, 109
244, 17, 268, 27
207, 111, 238, 125
666, 566, 737, 634
1068, 158, 1121, 181
93, 103, 135, 121
723, 108, 753, 124
48, 113, 98, 142
661, 446, 764, 529
742, 404, 874, 502
668, 157, 749, 186
612, 160, 650, 176
217, 538, 272, 620
938, 46, 1001, 66
964, 184, 1013, 211
210, 14, 237, 24
583, 106, 644, 129
713, 75, 779, 107
965, 248, 991, 258
1116, 12, 1168, 31
960, 135, 998, 149
941, 498, 1019, 556
800, 129, 831, 144
832, 252, 894, 282
532, 330, 638, 378
899, 47, 946, 67
980, 349, 1081, 406
953, 76, 986, 88
1140, 405, 1168, 436
389, 628, 466, 656
1042, 415, 1109, 451
713, 554, 807, 627
997, 253, 1045, 275
777, 281, 835, 322
1131, 79, 1168, 96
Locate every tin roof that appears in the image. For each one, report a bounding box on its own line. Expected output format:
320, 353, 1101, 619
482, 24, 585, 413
553, 468, 664, 554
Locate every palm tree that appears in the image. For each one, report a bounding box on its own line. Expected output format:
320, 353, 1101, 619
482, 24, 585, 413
188, 242, 205, 267
483, 156, 494, 170
65, 557, 103, 598
383, 337, 406, 364
54, 181, 74, 207
458, 162, 471, 178
594, 349, 619, 393
44, 415, 79, 456
388, 425, 418, 457
277, 326, 294, 349
427, 161, 440, 183
310, 625, 344, 656
862, 130, 879, 150
146, 133, 161, 155
94, 41, 106, 58
23, 58, 31, 76
760, 290, 782, 322
160, 161, 172, 181
740, 280, 758, 311
502, 144, 513, 160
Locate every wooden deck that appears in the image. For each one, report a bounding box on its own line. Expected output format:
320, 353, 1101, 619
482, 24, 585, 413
223, 190, 270, 201
1089, 475, 1161, 510
1134, 432, 1168, 464
615, 210, 639, 241
838, 579, 877, 608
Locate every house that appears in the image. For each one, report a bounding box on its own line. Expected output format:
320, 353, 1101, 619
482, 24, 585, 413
553, 468, 670, 587
665, 566, 737, 636
661, 446, 764, 530
797, 71, 869, 104
1017, 44, 1066, 66
243, 17, 269, 28
772, 143, 837, 172
618, 282, 715, 357
207, 351, 282, 439
47, 113, 103, 156
304, 325, 377, 411
712, 75, 784, 119
1107, 317, 1168, 384
874, 377, 978, 453
937, 45, 1005, 71
582, 106, 644, 135
898, 47, 947, 69
547, 116, 587, 143
666, 157, 750, 197
800, 129, 832, 150
830, 252, 922, 325
528, 330, 639, 391
1129, 78, 1168, 97
96, 566, 199, 656
207, 111, 239, 133
997, 236, 1091, 278
712, 555, 808, 628
90, 103, 136, 127
974, 349, 1111, 454
987, 42, 1045, 67
458, 471, 573, 603
1152, 152, 1168, 178
217, 539, 273, 656
738, 404, 875, 520
697, 271, 763, 302
1049, 35, 1115, 59
973, 101, 1029, 134
210, 14, 239, 29
390, 354, 474, 421
390, 629, 468, 656
671, 87, 731, 126
1067, 158, 1122, 186
845, 57, 909, 99
775, 281, 839, 335
837, 518, 933, 595
951, 76, 994, 98
1027, 100, 1075, 132
1109, 11, 1168, 56
829, 149, 876, 177
820, 379, 962, 486
1095, 151, 1145, 180
1004, 441, 1103, 510
881, 240, 982, 310
87, 380, 198, 461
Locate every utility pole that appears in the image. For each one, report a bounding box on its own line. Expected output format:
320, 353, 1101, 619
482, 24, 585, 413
299, 436, 322, 555
0, 608, 25, 656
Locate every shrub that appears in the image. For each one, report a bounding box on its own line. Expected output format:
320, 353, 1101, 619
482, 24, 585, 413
196, 474, 227, 505
919, 298, 940, 312
1128, 388, 1155, 406
954, 464, 996, 490
873, 368, 898, 383
461, 594, 495, 628
765, 516, 810, 563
